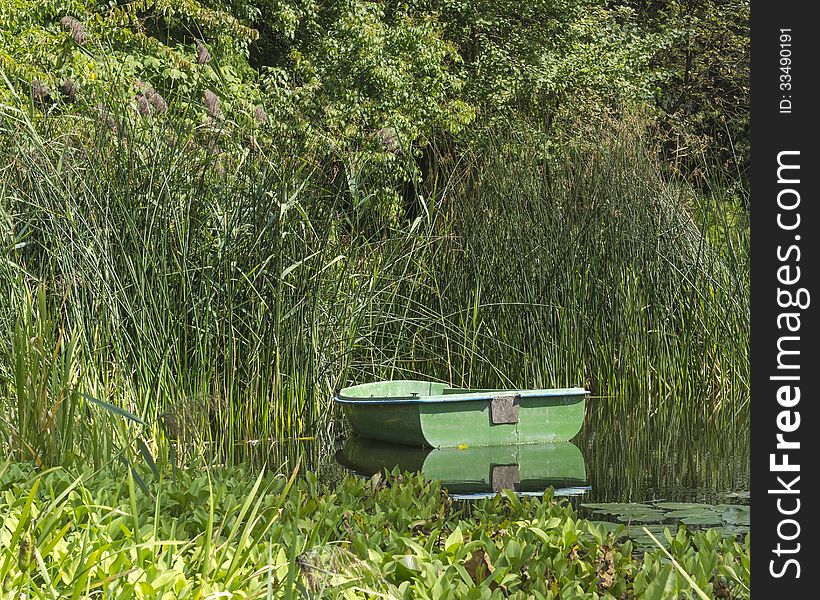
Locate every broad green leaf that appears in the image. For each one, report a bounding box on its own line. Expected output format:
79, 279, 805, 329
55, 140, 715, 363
642, 565, 679, 600
445, 526, 463, 553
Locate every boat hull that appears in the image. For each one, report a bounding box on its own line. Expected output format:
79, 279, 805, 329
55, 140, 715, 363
335, 381, 587, 448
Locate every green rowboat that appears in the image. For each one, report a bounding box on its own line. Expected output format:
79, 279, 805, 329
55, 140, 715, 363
334, 380, 588, 448
336, 436, 590, 498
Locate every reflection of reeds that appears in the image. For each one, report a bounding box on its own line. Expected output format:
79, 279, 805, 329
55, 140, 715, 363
577, 406, 750, 504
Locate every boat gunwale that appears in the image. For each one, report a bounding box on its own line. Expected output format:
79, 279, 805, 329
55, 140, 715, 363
334, 386, 589, 405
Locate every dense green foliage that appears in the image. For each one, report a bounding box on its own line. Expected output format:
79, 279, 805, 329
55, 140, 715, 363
0, 105, 748, 467
0, 0, 748, 194
1, 464, 750, 598
0, 2, 750, 595
622, 1, 750, 182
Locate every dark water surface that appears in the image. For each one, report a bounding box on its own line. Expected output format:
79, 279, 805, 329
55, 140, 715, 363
233, 395, 749, 507
323, 399, 750, 506
574, 403, 749, 504
221, 393, 750, 544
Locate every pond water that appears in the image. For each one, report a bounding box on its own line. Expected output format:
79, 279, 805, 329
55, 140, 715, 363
320, 395, 750, 539
322, 401, 749, 505
574, 404, 749, 505
233, 393, 750, 538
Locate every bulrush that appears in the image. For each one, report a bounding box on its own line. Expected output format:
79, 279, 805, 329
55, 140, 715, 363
253, 105, 268, 124
60, 16, 87, 45
136, 93, 150, 116
203, 89, 221, 118
145, 86, 168, 113
31, 79, 51, 105
134, 84, 168, 116
196, 41, 212, 65
377, 126, 399, 153
59, 78, 79, 101
93, 103, 115, 129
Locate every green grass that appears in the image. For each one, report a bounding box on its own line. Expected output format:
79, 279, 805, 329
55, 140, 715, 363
429, 122, 748, 405
0, 462, 750, 599
0, 101, 748, 467
0, 102, 752, 598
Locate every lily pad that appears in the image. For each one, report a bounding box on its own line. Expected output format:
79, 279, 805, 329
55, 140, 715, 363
680, 514, 725, 526
615, 508, 667, 524
664, 508, 723, 526
721, 525, 750, 538
628, 525, 671, 549
719, 505, 750, 526
653, 502, 710, 511
582, 502, 652, 515
582, 503, 666, 523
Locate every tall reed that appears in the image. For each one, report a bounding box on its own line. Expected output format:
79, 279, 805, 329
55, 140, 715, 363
0, 102, 748, 466
347, 120, 749, 427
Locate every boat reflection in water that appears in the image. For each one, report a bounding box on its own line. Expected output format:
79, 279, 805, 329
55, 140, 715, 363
336, 436, 591, 500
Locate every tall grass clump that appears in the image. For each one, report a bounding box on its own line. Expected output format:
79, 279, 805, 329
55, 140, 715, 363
431, 118, 748, 420
346, 116, 749, 430
0, 98, 748, 467
0, 97, 437, 465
